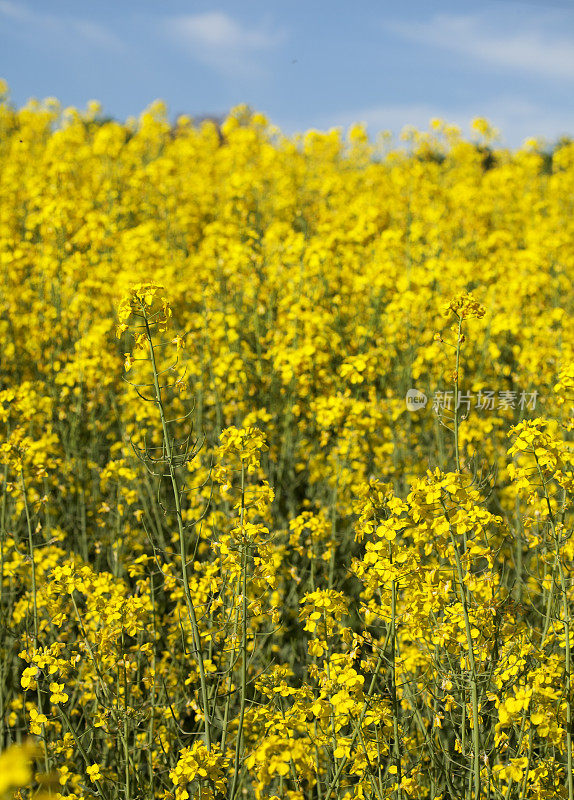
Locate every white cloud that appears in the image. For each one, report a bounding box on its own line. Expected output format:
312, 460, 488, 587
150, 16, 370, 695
0, 1, 124, 52
174, 12, 273, 50
324, 97, 574, 148
387, 12, 574, 81
0, 1, 28, 22
165, 11, 284, 78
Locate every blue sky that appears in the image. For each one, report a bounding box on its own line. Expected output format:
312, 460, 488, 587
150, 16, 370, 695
1, 0, 573, 147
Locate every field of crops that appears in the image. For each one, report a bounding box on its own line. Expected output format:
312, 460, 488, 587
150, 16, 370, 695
1, 83, 574, 800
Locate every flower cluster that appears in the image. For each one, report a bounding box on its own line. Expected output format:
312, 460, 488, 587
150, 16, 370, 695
445, 292, 486, 320
170, 742, 229, 800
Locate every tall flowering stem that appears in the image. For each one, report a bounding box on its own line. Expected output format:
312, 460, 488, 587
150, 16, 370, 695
118, 283, 212, 749
211, 424, 272, 799
443, 293, 486, 475
440, 294, 486, 799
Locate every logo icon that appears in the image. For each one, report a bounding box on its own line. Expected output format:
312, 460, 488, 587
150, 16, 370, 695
406, 389, 428, 412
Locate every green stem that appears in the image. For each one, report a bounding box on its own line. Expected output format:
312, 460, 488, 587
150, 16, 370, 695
389, 546, 402, 800
453, 316, 462, 473
144, 313, 212, 749
230, 464, 248, 800
20, 468, 49, 774
443, 500, 481, 800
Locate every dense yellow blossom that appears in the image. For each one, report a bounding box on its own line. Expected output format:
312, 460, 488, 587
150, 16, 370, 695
1, 84, 574, 799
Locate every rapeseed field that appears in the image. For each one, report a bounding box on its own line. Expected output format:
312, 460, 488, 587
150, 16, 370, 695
1, 82, 574, 799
